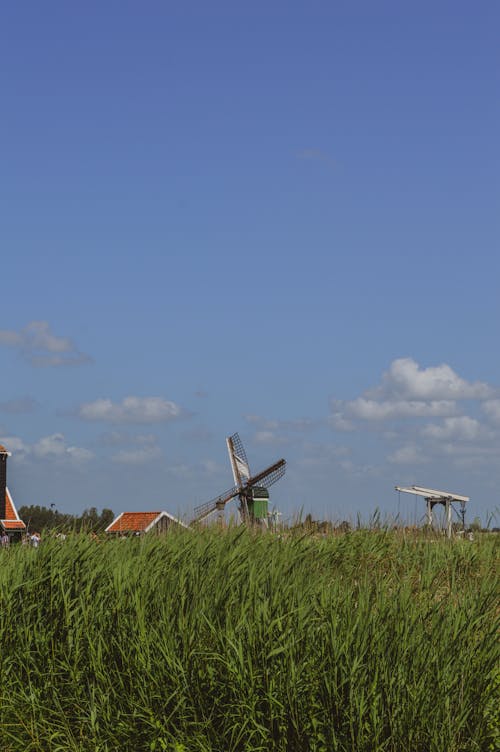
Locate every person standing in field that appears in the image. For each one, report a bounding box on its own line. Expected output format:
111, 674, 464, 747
30, 532, 41, 548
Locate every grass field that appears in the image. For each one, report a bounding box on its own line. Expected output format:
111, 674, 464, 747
0, 529, 498, 751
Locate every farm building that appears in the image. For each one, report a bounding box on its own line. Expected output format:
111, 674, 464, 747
105, 510, 188, 535
0, 445, 26, 539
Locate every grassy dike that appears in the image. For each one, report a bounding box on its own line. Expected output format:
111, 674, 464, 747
0, 529, 498, 751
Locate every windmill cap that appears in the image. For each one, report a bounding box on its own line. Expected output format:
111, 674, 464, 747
0, 444, 9, 454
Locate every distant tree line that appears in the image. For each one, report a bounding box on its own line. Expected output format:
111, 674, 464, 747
18, 505, 114, 534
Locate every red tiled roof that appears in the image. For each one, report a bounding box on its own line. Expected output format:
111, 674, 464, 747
5, 491, 17, 520
2, 520, 26, 529
106, 512, 162, 533
2, 489, 26, 530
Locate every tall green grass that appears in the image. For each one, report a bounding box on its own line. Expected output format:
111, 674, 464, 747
0, 529, 498, 751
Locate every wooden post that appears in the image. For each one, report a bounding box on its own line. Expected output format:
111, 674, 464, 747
426, 498, 433, 527
446, 499, 452, 539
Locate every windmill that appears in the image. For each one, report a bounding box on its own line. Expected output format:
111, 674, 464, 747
191, 432, 286, 526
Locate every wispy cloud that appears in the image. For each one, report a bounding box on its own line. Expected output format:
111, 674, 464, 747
388, 445, 429, 465
0, 436, 31, 460
333, 397, 458, 422
421, 416, 484, 442
245, 414, 317, 445
111, 434, 162, 465
0, 433, 93, 464
331, 357, 500, 474
246, 415, 317, 432
77, 396, 184, 424
368, 358, 493, 401
331, 358, 495, 428
482, 399, 500, 425
0, 321, 92, 367
97, 431, 157, 447
297, 441, 377, 478
33, 433, 94, 462
253, 430, 289, 446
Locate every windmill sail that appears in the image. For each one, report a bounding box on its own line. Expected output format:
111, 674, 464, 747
193, 484, 240, 523
227, 433, 250, 486
247, 459, 286, 490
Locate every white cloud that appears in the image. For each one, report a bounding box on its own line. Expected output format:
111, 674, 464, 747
439, 442, 499, 458
112, 446, 162, 465
254, 430, 289, 446
342, 397, 457, 421
111, 433, 162, 464
78, 396, 183, 424
245, 415, 316, 432
1, 433, 92, 463
0, 436, 30, 459
98, 431, 159, 447
24, 321, 71, 353
328, 358, 500, 476
33, 433, 93, 463
329, 413, 355, 431
331, 358, 496, 431
421, 416, 483, 441
33, 434, 68, 458
245, 415, 316, 446
66, 446, 94, 462
199, 459, 221, 476
371, 358, 493, 401
388, 445, 429, 465
434, 441, 500, 469
482, 400, 500, 425
0, 321, 91, 367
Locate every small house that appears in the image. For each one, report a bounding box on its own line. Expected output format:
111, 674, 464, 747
105, 510, 189, 535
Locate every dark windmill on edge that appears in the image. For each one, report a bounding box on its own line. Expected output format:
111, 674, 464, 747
191, 433, 286, 527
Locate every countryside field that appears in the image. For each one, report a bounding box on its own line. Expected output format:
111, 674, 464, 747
0, 529, 498, 752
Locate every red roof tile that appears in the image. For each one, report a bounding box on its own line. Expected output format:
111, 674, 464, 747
2, 520, 26, 529
106, 512, 162, 533
5, 491, 17, 520
2, 488, 26, 530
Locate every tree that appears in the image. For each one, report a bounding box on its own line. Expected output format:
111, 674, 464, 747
17, 504, 114, 534
99, 508, 114, 531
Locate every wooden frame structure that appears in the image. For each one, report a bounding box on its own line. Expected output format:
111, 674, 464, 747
395, 485, 469, 538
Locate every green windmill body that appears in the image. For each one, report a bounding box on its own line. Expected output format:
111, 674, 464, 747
246, 486, 270, 522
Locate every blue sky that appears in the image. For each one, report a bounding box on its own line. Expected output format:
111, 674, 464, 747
1, 1, 499, 525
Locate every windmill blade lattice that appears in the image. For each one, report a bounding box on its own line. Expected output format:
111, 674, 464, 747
247, 459, 286, 489
227, 432, 251, 486
193, 484, 240, 522
229, 433, 249, 472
